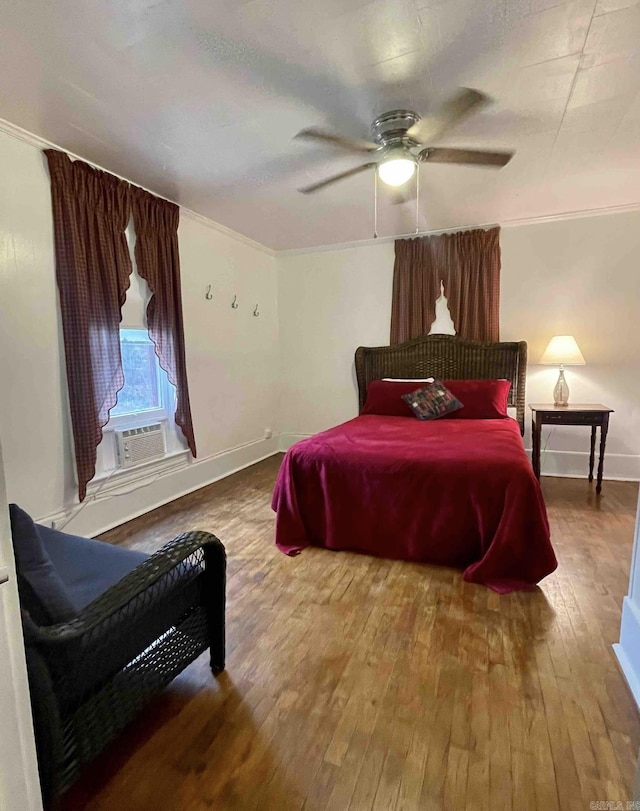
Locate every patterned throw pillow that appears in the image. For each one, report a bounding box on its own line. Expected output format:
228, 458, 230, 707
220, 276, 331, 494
402, 380, 464, 421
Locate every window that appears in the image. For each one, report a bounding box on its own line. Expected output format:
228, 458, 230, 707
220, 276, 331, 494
94, 328, 184, 478
429, 283, 456, 336
94, 273, 186, 479
108, 329, 175, 428
111, 329, 162, 417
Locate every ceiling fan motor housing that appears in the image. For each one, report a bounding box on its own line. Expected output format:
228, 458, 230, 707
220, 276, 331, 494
371, 109, 421, 150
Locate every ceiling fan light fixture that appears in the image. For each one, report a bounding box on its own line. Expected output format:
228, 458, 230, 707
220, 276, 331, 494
377, 152, 417, 187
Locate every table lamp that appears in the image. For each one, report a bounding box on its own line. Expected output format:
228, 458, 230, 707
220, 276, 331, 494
540, 335, 586, 406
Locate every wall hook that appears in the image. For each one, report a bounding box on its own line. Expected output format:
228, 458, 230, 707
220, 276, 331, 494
231, 295, 238, 309
253, 305, 260, 317
205, 285, 213, 300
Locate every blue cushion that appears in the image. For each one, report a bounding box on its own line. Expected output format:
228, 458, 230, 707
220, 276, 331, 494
37, 525, 148, 611
9, 504, 78, 624
36, 528, 204, 711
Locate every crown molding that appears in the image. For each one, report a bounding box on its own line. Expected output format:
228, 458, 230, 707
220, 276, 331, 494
2, 116, 639, 259
0, 117, 51, 150
277, 202, 640, 256
179, 208, 276, 256
0, 117, 275, 258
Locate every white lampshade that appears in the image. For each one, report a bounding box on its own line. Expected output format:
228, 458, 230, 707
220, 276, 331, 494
540, 335, 586, 366
377, 151, 416, 187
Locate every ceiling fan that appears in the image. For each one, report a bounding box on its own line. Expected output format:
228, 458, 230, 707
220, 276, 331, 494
295, 88, 514, 195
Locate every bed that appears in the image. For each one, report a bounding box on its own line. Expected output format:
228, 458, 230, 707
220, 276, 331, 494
272, 334, 556, 593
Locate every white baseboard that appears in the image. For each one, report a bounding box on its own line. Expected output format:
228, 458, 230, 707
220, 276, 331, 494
37, 436, 280, 538
614, 597, 640, 710
528, 448, 640, 482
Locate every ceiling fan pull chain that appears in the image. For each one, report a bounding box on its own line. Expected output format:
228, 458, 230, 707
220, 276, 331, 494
415, 165, 420, 235
373, 169, 378, 239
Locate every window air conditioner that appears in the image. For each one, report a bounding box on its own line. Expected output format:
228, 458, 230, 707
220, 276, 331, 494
115, 423, 165, 469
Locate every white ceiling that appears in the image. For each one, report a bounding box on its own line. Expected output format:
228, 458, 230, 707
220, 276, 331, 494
2, 0, 640, 250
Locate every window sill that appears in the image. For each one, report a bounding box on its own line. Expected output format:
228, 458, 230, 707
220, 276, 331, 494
103, 412, 170, 432
88, 449, 191, 497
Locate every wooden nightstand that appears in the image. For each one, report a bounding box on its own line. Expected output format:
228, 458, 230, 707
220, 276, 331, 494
529, 404, 614, 494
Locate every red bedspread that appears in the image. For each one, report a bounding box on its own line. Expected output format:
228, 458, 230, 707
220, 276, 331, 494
272, 416, 556, 593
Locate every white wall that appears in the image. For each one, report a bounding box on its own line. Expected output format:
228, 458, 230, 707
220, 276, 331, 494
278, 242, 395, 440
0, 438, 42, 811
615, 491, 640, 709
0, 127, 279, 537
2, 115, 639, 543
278, 210, 640, 480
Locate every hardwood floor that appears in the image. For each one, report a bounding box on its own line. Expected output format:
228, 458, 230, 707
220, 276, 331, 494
62, 458, 640, 811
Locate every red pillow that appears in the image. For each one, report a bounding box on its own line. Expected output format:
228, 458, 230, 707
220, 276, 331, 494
362, 380, 434, 417
441, 379, 511, 419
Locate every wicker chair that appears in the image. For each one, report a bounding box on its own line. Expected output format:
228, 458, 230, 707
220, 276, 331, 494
12, 516, 226, 807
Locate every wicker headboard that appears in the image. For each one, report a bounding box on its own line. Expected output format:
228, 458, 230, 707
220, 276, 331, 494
354, 333, 528, 434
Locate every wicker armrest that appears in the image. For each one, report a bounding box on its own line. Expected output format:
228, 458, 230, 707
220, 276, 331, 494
24, 530, 225, 647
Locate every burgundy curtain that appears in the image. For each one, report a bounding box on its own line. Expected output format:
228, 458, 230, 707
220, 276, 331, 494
390, 237, 441, 344
132, 188, 196, 458
45, 150, 132, 501
441, 226, 501, 342
390, 226, 501, 344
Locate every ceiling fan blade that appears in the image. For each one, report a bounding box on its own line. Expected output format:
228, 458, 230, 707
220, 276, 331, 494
295, 127, 380, 154
419, 147, 514, 167
407, 88, 491, 143
298, 162, 377, 194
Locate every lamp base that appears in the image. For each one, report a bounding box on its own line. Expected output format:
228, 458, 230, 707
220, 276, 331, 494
553, 367, 569, 407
